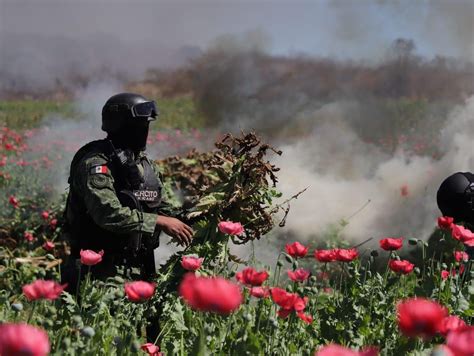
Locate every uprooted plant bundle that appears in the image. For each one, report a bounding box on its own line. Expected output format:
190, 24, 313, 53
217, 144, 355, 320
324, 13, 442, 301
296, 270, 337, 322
153, 132, 287, 301
158, 131, 283, 242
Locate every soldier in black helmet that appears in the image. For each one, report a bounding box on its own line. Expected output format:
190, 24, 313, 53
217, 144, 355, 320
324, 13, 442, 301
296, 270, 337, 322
61, 93, 193, 319
437, 172, 474, 257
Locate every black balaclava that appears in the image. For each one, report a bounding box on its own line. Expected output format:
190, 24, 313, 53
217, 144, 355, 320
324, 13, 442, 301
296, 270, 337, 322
108, 121, 150, 153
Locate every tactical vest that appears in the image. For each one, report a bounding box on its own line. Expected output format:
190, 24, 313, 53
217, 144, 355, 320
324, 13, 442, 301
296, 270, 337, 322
65, 139, 162, 259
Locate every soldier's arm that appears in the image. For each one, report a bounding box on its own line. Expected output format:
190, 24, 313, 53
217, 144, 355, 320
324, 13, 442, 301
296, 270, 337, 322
148, 158, 194, 245
75, 155, 157, 236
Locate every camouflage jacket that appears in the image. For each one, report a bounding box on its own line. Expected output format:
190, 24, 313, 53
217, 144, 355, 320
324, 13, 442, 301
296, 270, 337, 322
65, 139, 178, 255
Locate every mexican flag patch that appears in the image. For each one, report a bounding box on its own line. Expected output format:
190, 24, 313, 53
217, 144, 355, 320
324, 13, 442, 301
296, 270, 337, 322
90, 165, 108, 174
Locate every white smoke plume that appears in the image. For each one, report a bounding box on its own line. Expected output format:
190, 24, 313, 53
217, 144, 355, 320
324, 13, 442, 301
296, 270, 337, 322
274, 96, 474, 244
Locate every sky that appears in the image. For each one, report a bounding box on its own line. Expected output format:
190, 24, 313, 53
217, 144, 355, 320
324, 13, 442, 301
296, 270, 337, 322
1, 0, 473, 61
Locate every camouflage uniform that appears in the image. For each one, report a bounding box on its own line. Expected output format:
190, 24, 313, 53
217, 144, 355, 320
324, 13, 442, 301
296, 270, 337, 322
62, 139, 178, 289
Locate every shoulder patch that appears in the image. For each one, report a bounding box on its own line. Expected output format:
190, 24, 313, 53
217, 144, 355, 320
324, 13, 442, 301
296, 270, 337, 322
90, 165, 109, 175
89, 174, 109, 188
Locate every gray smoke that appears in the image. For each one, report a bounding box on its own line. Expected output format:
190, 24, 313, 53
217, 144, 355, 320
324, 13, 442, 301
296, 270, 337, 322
274, 96, 474, 244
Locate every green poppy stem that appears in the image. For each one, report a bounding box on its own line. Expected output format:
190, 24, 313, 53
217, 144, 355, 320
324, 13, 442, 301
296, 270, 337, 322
26, 301, 36, 324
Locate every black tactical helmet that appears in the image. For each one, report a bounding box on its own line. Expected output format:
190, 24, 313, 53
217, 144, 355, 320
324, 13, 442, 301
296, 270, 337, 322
437, 172, 474, 223
102, 93, 158, 134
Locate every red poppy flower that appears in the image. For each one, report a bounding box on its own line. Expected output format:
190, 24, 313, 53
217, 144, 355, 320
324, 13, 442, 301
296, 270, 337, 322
8, 196, 19, 208
124, 281, 156, 303
24, 231, 34, 242
314, 249, 337, 262
236, 267, 269, 286
249, 286, 270, 298
389, 259, 414, 274
315, 344, 379, 356
379, 237, 403, 251
179, 273, 242, 315
42, 241, 54, 252
270, 288, 298, 310
441, 270, 449, 280
451, 224, 474, 245
285, 242, 309, 258
80, 249, 104, 266
141, 343, 163, 356
293, 296, 308, 312
287, 268, 310, 282
454, 251, 469, 262
400, 184, 409, 197
446, 326, 474, 356
397, 298, 448, 339
180, 256, 204, 271
217, 221, 244, 236
22, 280, 67, 301
334, 248, 359, 262
49, 219, 58, 230
40, 211, 49, 220
271, 288, 310, 321
438, 315, 467, 337
438, 216, 454, 230
296, 312, 313, 324
0, 323, 50, 356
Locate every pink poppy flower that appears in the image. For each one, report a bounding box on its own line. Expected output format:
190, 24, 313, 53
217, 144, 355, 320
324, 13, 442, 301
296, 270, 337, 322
316, 344, 379, 356
389, 259, 414, 274
180, 256, 204, 271
218, 221, 244, 236
287, 268, 310, 282
179, 273, 242, 315
314, 249, 337, 262
446, 326, 474, 356
397, 298, 448, 339
249, 286, 270, 298
334, 248, 359, 262
0, 323, 50, 356
379, 237, 403, 251
285, 242, 309, 258
49, 219, 58, 230
438, 216, 454, 230
42, 241, 54, 252
22, 280, 67, 301
451, 224, 474, 246
141, 343, 163, 356
296, 312, 313, 324
24, 231, 34, 242
400, 184, 409, 197
439, 315, 467, 337
124, 281, 156, 303
454, 251, 469, 262
8, 196, 19, 208
80, 249, 104, 266
270, 288, 299, 310
236, 267, 269, 286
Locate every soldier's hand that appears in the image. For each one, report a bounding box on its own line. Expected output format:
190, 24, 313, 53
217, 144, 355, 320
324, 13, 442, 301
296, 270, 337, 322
156, 215, 194, 246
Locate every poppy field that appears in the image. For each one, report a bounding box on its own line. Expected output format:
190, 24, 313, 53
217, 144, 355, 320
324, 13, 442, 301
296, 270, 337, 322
0, 124, 473, 356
